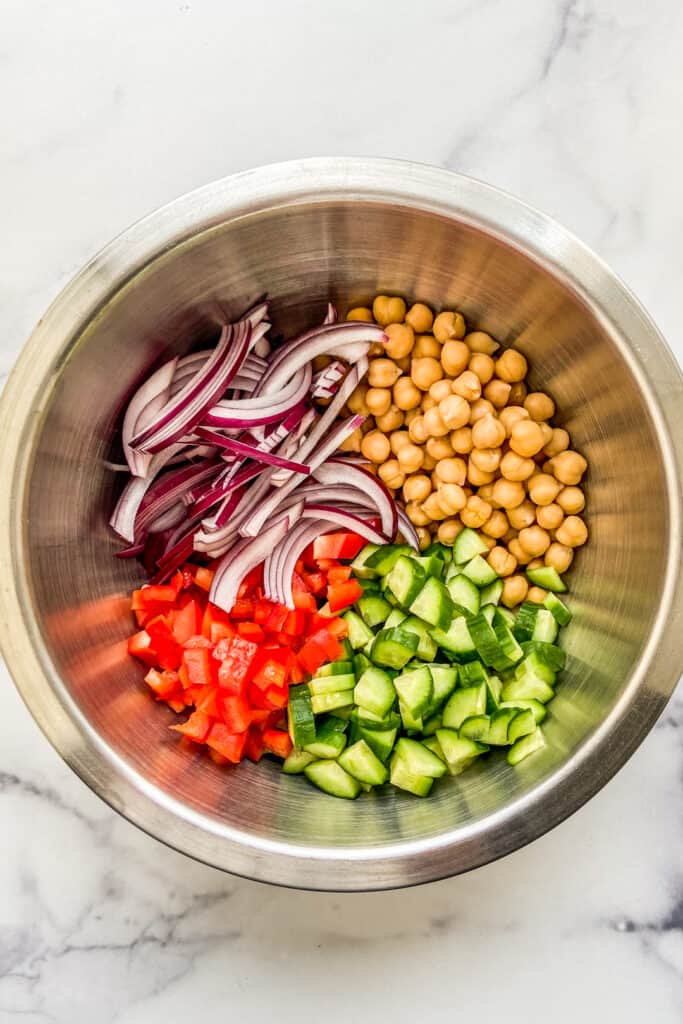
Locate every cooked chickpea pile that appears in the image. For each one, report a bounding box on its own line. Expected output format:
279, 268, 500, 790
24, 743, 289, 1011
339, 295, 589, 610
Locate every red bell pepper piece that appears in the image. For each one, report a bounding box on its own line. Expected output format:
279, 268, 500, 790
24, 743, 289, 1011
298, 628, 344, 675
182, 647, 213, 687
303, 571, 327, 595
140, 584, 179, 605
289, 655, 305, 684
313, 531, 365, 560
171, 599, 202, 645
283, 609, 306, 636
201, 602, 233, 639
264, 603, 289, 633
230, 597, 255, 620
206, 723, 248, 763
262, 728, 293, 759
167, 698, 186, 713
263, 684, 289, 709
244, 726, 266, 762
237, 621, 265, 643
194, 566, 215, 592
221, 694, 253, 733
327, 579, 364, 613
315, 558, 341, 572
253, 599, 273, 625
144, 667, 180, 699
145, 615, 182, 670
210, 621, 234, 643
293, 589, 317, 612
128, 629, 158, 666
327, 565, 353, 585
251, 650, 290, 691
170, 709, 211, 743
215, 636, 259, 690
183, 634, 213, 649
194, 685, 221, 718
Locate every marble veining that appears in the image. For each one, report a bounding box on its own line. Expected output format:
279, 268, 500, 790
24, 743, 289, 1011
1, 0, 681, 1020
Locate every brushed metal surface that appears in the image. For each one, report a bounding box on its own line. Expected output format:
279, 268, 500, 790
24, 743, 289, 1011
0, 158, 681, 890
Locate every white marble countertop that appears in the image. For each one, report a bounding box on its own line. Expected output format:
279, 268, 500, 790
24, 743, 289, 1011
1, 1, 682, 1020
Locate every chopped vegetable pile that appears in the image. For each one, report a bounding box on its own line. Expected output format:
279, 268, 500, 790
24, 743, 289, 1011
116, 291, 588, 798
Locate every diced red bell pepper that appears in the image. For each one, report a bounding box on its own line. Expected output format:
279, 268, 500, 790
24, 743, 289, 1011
182, 647, 213, 687
194, 566, 215, 592
298, 628, 344, 674
253, 599, 274, 625
240, 563, 264, 593
167, 698, 186, 713
180, 567, 195, 590
262, 728, 293, 759
145, 615, 182, 670
220, 694, 253, 733
183, 634, 213, 649
263, 684, 289, 709
201, 602, 233, 639
251, 650, 290, 691
214, 636, 259, 691
170, 709, 211, 743
327, 565, 353, 585
128, 629, 158, 666
315, 558, 342, 572
207, 748, 229, 766
289, 655, 305, 684
293, 589, 317, 612
304, 571, 328, 595
171, 599, 202, 645
206, 723, 247, 763
313, 531, 365, 560
210, 621, 234, 643
244, 726, 266, 762
283, 609, 306, 636
237, 621, 265, 643
230, 597, 255, 620
264, 603, 289, 633
327, 579, 364, 613
144, 667, 180, 699
140, 584, 179, 605
194, 685, 221, 718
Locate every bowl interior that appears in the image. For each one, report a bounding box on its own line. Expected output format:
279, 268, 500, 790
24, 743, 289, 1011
18, 193, 673, 875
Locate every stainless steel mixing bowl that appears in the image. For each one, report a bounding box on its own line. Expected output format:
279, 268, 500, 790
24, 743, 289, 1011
1, 158, 681, 890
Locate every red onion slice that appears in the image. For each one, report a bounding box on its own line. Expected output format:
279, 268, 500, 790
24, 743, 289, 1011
311, 360, 347, 399
122, 357, 178, 477
396, 506, 420, 549
313, 458, 398, 539
209, 516, 291, 613
203, 365, 312, 428
264, 518, 326, 608
193, 428, 312, 474
323, 302, 337, 325
257, 322, 383, 395
300, 504, 387, 546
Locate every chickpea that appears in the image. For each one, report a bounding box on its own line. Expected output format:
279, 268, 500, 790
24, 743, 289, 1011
438, 483, 468, 515
404, 408, 420, 427
416, 525, 432, 551
405, 302, 434, 333
360, 418, 374, 435
347, 383, 369, 415
545, 542, 574, 573
501, 574, 529, 609
393, 377, 422, 411
338, 427, 362, 453
422, 451, 437, 471
468, 353, 495, 384
518, 525, 551, 557
510, 419, 546, 457
406, 500, 431, 526
499, 405, 530, 436
491, 478, 526, 509
408, 415, 428, 445
461, 494, 492, 528
557, 486, 585, 515
436, 394, 468, 432
452, 370, 482, 402
527, 586, 548, 604
429, 379, 453, 403
360, 429, 391, 464
365, 387, 392, 416
556, 515, 588, 547
376, 405, 404, 433
411, 357, 442, 392
544, 427, 570, 458
465, 330, 499, 355
441, 340, 470, 377
422, 492, 450, 521
502, 527, 518, 543
484, 379, 512, 409
403, 473, 432, 503
536, 503, 564, 531
508, 381, 528, 405
434, 457, 467, 486
395, 355, 411, 372
388, 430, 411, 455
488, 546, 517, 577
495, 348, 528, 383
377, 459, 405, 489
469, 398, 496, 424
368, 359, 401, 389
467, 461, 495, 486
413, 335, 442, 360
346, 306, 374, 322
426, 436, 455, 460
499, 451, 534, 482
478, 483, 496, 503
397, 443, 425, 475
384, 322, 415, 360
373, 295, 406, 326
437, 518, 464, 545
471, 413, 506, 449
524, 392, 555, 421
528, 473, 562, 506
527, 558, 544, 571
433, 311, 466, 342
481, 509, 509, 539
470, 448, 502, 474
423, 405, 450, 437
552, 450, 588, 485
506, 499, 536, 530
421, 395, 437, 413
508, 538, 533, 565
451, 426, 473, 454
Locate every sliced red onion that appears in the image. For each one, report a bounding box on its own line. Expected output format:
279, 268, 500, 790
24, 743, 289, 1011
311, 359, 347, 399
396, 505, 420, 550
132, 320, 251, 452
188, 465, 261, 518
313, 458, 397, 539
110, 442, 191, 541
254, 337, 271, 358
134, 459, 221, 539
300, 504, 386, 546
209, 516, 291, 614
323, 302, 337, 325
240, 299, 269, 328
147, 502, 187, 533
203, 365, 312, 428
256, 322, 383, 395
193, 428, 312, 474
122, 357, 178, 476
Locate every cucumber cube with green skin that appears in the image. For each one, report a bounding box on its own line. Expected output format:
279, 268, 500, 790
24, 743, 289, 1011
310, 690, 355, 715
513, 601, 541, 642
507, 727, 545, 766
531, 609, 559, 644
339, 739, 389, 786
365, 543, 413, 575
384, 608, 407, 629
400, 615, 438, 661
462, 554, 498, 588
485, 674, 503, 712
453, 527, 489, 564
393, 665, 434, 718
515, 650, 557, 686
370, 627, 419, 670
384, 555, 427, 607
421, 713, 443, 736
415, 553, 445, 579
507, 708, 537, 743
496, 606, 515, 629
353, 652, 372, 677
399, 701, 424, 733
500, 699, 547, 725
422, 735, 447, 761
459, 714, 491, 741
288, 684, 317, 747
481, 604, 495, 624
357, 594, 393, 629
351, 543, 381, 578
304, 760, 361, 799
486, 707, 521, 745
308, 673, 356, 696
436, 729, 489, 775
357, 577, 381, 594
426, 664, 459, 708
282, 749, 316, 774
501, 677, 554, 704
352, 707, 401, 730
520, 640, 566, 672
389, 754, 434, 796
431, 616, 477, 658
446, 574, 481, 616
303, 716, 348, 759
468, 612, 515, 672
458, 659, 488, 688
492, 610, 524, 666
423, 542, 452, 563
445, 560, 463, 582
544, 592, 572, 626
409, 576, 454, 630
442, 682, 487, 729
526, 566, 567, 593
315, 660, 354, 677
394, 738, 447, 778
359, 726, 397, 762
480, 579, 504, 607
343, 610, 375, 650
353, 666, 396, 719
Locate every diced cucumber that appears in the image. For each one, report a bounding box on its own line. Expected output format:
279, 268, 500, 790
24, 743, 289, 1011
487, 707, 521, 745
459, 714, 491, 741
462, 554, 498, 588
303, 716, 348, 758
400, 615, 438, 660
359, 725, 397, 762
393, 738, 447, 778
415, 553, 445, 579
422, 735, 446, 761
338, 739, 388, 785
353, 652, 371, 677
526, 566, 567, 593
436, 729, 489, 775
365, 543, 413, 574
357, 577, 381, 594
520, 640, 566, 672
351, 543, 381, 578
453, 527, 489, 564
442, 682, 487, 729
389, 754, 434, 796
426, 665, 459, 708
353, 666, 396, 719
287, 684, 317, 747
507, 708, 537, 743
468, 612, 514, 672
492, 609, 524, 666
501, 676, 555, 704
409, 576, 454, 630
485, 673, 503, 712
445, 559, 463, 582
399, 702, 424, 733
458, 659, 488, 687
480, 579, 504, 607
384, 608, 407, 629
421, 712, 443, 736
308, 673, 356, 696
531, 609, 559, 644
384, 554, 427, 606
357, 594, 392, 628
496, 606, 515, 629
507, 727, 545, 765
343, 609, 375, 650
352, 707, 401, 730
515, 650, 557, 686
315, 660, 354, 677
431, 616, 476, 658
304, 760, 361, 798
446, 573, 481, 615
370, 627, 419, 669
513, 601, 541, 642
282, 748, 316, 774
544, 592, 572, 626
332, 706, 353, 721
340, 638, 354, 659
481, 604, 496, 624
500, 699, 548, 725
394, 666, 434, 718
423, 542, 452, 563
310, 690, 355, 715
